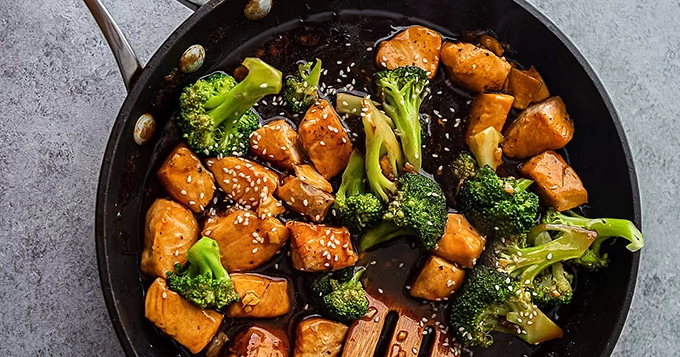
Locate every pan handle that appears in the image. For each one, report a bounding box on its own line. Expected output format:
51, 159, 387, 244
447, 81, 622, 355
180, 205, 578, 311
83, 0, 201, 91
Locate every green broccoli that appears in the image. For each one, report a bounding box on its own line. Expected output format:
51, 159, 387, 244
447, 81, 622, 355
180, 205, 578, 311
310, 266, 369, 323
166, 237, 241, 309
333, 150, 385, 230
532, 262, 574, 308
359, 173, 448, 251
452, 151, 478, 195
283, 58, 322, 113
177, 58, 282, 156
375, 67, 430, 172
494, 224, 597, 286
542, 208, 644, 269
362, 97, 405, 202
448, 265, 564, 348
458, 165, 539, 238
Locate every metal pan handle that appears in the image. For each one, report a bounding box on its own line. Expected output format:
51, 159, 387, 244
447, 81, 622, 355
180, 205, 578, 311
83, 0, 201, 91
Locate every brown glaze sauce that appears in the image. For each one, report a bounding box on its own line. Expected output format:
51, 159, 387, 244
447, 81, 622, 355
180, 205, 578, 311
141, 14, 551, 357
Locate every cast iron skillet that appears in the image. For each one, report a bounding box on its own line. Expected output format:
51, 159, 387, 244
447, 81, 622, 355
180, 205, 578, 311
90, 0, 641, 356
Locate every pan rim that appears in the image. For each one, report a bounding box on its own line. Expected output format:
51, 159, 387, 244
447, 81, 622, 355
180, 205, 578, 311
95, 1, 642, 356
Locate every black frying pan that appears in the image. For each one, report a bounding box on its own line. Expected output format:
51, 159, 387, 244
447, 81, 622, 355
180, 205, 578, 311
91, 0, 641, 356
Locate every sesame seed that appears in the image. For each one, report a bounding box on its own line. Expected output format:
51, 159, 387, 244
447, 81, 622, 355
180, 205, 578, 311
186, 175, 192, 183
378, 288, 383, 294
180, 190, 187, 195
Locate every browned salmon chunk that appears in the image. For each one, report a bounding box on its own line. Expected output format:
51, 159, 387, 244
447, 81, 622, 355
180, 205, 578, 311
225, 273, 291, 318
276, 177, 335, 222
141, 198, 200, 278
145, 278, 223, 354
287, 221, 358, 271
227, 325, 289, 357
518, 150, 588, 211
294, 317, 349, 357
465, 93, 514, 145
202, 209, 289, 272
298, 100, 353, 179
440, 42, 511, 93
433, 213, 486, 268
294, 164, 333, 193
526, 66, 550, 103
157, 144, 216, 212
250, 119, 303, 171
503, 96, 574, 159
376, 25, 443, 78
206, 156, 285, 218
505, 68, 543, 110
410, 255, 466, 301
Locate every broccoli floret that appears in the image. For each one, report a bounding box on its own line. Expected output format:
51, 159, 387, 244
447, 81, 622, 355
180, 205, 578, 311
494, 224, 597, 285
452, 151, 478, 195
310, 267, 369, 323
448, 266, 564, 347
542, 208, 644, 269
532, 262, 574, 308
334, 150, 385, 230
283, 59, 322, 113
458, 165, 539, 238
469, 126, 504, 171
362, 97, 405, 202
375, 67, 430, 172
166, 237, 241, 309
177, 58, 282, 156
359, 173, 448, 251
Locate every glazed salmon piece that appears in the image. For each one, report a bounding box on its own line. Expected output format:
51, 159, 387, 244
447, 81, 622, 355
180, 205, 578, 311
157, 144, 216, 212
505, 67, 543, 110
298, 99, 353, 179
376, 25, 443, 78
145, 278, 223, 354
250, 119, 303, 171
465, 93, 514, 145
202, 209, 289, 272
227, 326, 289, 357
206, 156, 285, 218
410, 255, 466, 301
440, 41, 511, 93
503, 96, 574, 159
140, 198, 200, 278
294, 317, 349, 357
225, 273, 292, 318
518, 150, 588, 211
276, 177, 335, 222
287, 221, 358, 272
433, 213, 486, 268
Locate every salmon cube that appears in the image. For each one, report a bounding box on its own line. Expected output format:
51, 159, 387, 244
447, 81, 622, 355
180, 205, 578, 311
433, 213, 486, 268
465, 93, 514, 145
293, 317, 348, 357
376, 25, 443, 78
157, 144, 216, 212
140, 199, 200, 278
145, 278, 223, 354
440, 42, 511, 93
503, 96, 574, 159
225, 273, 291, 318
287, 221, 358, 271
518, 150, 588, 211
410, 256, 466, 301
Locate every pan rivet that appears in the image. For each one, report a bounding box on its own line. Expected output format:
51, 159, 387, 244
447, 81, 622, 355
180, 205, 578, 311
179, 44, 205, 74
244, 0, 272, 21
134, 113, 156, 145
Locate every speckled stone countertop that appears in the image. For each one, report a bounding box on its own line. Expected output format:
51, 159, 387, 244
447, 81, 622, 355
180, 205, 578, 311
0, 0, 677, 355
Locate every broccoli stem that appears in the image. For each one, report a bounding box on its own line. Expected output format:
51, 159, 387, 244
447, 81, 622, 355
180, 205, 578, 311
362, 98, 404, 202
513, 179, 534, 192
302, 58, 322, 87
359, 220, 410, 251
506, 224, 596, 283
337, 150, 366, 200
205, 58, 282, 132
551, 263, 572, 297
554, 210, 644, 252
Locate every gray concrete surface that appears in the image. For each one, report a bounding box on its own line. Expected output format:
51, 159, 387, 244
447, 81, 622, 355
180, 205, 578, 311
0, 0, 676, 355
